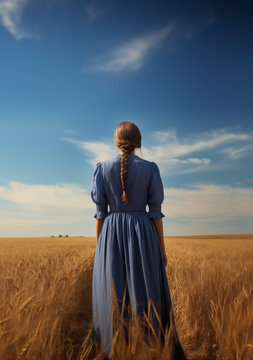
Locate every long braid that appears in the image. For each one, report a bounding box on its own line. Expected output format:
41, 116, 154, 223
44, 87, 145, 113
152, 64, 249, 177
114, 121, 142, 204
120, 144, 131, 203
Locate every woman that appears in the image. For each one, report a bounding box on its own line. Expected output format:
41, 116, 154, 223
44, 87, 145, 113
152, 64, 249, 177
91, 121, 186, 359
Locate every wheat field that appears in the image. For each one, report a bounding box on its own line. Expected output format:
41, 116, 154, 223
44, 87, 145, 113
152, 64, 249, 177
0, 234, 252, 360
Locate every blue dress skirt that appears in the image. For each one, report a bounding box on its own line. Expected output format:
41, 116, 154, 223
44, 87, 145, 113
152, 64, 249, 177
91, 155, 186, 358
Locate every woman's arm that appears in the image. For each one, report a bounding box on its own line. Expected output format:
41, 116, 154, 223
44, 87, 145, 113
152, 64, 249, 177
151, 218, 167, 266
96, 218, 105, 244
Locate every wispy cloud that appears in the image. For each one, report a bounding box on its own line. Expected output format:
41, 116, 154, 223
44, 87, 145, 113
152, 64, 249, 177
143, 128, 252, 174
0, 0, 69, 40
149, 128, 249, 158
62, 137, 118, 165
85, 1, 109, 22
0, 0, 32, 39
218, 144, 253, 160
62, 128, 253, 175
62, 129, 78, 136
83, 11, 216, 74
83, 22, 176, 73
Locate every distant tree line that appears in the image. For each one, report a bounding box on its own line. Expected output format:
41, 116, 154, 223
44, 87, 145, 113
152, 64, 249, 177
51, 235, 69, 237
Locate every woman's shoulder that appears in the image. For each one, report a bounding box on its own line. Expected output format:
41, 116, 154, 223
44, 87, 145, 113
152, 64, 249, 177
133, 155, 159, 169
99, 154, 157, 169
133, 155, 151, 164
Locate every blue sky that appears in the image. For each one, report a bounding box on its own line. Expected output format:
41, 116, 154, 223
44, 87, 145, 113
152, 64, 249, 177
0, 0, 252, 236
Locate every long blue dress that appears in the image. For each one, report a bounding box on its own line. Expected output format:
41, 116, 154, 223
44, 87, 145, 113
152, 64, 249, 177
91, 154, 186, 358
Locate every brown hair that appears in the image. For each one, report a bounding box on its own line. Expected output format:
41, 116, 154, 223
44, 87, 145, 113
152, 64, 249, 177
114, 121, 142, 204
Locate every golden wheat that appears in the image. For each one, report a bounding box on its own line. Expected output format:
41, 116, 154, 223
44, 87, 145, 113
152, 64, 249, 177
0, 235, 252, 359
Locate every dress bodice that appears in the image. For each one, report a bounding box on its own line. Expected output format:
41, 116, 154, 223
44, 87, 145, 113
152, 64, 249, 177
91, 154, 165, 219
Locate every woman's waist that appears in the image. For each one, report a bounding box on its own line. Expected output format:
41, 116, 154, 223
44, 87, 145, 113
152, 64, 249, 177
108, 208, 147, 214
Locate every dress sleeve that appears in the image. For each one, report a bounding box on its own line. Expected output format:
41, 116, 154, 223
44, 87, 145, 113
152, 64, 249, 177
91, 162, 108, 219
147, 161, 165, 219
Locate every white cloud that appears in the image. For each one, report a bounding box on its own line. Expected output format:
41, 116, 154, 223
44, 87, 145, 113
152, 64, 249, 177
148, 128, 249, 159
219, 144, 253, 160
141, 128, 252, 174
0, 180, 96, 236
0, 181, 252, 236
83, 22, 176, 73
0, 181, 92, 212
163, 184, 253, 219
61, 137, 119, 165
0, 180, 98, 235
0, 0, 32, 39
162, 184, 253, 235
152, 130, 178, 143
83, 11, 217, 74
62, 128, 253, 174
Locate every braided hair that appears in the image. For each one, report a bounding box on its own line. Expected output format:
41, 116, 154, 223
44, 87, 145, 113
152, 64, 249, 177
120, 143, 134, 203
114, 121, 142, 204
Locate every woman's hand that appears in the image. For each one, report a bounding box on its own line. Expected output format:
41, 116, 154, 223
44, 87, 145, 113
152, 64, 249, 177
162, 248, 167, 267
96, 218, 105, 244
150, 218, 167, 266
